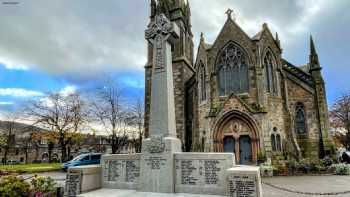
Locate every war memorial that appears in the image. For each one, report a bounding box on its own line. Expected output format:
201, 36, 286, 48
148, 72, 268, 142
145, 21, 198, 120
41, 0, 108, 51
64, 12, 263, 197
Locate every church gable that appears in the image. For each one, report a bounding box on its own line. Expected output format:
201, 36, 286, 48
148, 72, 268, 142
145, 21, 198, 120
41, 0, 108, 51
194, 34, 209, 70
253, 24, 282, 56
209, 16, 255, 69
216, 94, 255, 116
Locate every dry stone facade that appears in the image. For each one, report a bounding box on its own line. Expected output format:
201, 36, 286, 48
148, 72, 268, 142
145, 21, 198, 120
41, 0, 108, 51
144, 0, 334, 164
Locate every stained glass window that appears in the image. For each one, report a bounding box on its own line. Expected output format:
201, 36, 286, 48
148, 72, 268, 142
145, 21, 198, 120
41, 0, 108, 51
295, 102, 307, 134
217, 42, 249, 96
264, 51, 277, 93
199, 63, 207, 101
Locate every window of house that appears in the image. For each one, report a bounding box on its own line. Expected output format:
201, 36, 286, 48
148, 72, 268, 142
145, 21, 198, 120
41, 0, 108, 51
264, 51, 277, 93
295, 102, 307, 134
40, 138, 47, 145
217, 42, 249, 96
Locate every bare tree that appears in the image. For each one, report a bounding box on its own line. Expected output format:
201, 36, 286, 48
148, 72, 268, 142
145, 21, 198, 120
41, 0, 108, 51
330, 92, 350, 150
25, 92, 86, 162
90, 81, 130, 154
128, 98, 144, 153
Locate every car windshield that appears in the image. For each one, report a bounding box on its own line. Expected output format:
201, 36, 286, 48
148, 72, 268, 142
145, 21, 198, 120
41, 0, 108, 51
72, 155, 86, 161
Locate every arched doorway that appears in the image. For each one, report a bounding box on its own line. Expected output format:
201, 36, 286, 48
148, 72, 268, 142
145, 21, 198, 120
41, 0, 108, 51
213, 111, 259, 164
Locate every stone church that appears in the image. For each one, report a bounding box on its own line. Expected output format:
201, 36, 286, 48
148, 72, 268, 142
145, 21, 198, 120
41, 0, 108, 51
144, 0, 333, 164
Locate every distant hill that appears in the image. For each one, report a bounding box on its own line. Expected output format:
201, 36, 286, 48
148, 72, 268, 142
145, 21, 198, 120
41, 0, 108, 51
0, 120, 44, 137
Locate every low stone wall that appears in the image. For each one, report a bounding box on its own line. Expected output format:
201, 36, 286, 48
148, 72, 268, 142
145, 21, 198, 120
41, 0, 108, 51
65, 165, 102, 196
101, 154, 141, 190
174, 153, 235, 195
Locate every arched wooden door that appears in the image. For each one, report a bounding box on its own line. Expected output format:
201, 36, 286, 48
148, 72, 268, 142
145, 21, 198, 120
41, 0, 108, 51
213, 111, 259, 164
239, 135, 252, 164
224, 136, 235, 153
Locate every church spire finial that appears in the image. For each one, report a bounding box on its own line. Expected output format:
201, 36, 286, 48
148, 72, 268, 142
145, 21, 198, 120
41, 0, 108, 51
310, 35, 317, 56
309, 35, 321, 70
200, 32, 204, 42
225, 8, 235, 20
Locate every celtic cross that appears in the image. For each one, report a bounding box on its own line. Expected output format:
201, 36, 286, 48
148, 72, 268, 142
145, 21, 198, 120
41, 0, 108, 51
225, 8, 235, 20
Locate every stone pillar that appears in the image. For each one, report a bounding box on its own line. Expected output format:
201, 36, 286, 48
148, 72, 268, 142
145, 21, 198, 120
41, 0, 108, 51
139, 14, 182, 193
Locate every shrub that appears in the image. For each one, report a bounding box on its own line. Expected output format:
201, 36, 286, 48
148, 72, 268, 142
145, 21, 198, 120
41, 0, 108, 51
296, 159, 311, 173
332, 163, 350, 175
30, 175, 56, 196
307, 159, 327, 173
0, 175, 31, 197
257, 150, 267, 164
320, 156, 335, 167
259, 164, 274, 177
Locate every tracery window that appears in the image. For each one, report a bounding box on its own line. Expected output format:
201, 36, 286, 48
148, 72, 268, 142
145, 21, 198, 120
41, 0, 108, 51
217, 42, 249, 96
271, 128, 282, 152
199, 63, 207, 101
295, 102, 307, 134
264, 51, 277, 93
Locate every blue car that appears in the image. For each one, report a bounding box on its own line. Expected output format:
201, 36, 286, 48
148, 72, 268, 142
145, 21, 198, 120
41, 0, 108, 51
63, 153, 102, 171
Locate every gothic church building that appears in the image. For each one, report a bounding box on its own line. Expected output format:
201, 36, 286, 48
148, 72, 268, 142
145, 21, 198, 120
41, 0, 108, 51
144, 0, 333, 164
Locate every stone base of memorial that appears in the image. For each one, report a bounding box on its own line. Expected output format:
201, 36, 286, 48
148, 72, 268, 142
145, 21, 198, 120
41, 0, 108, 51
227, 166, 263, 197
65, 165, 102, 196
139, 136, 182, 193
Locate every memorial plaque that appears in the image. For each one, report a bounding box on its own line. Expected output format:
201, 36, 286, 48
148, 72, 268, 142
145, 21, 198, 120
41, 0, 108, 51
228, 174, 257, 197
126, 160, 140, 183
64, 171, 81, 197
227, 166, 262, 197
204, 160, 220, 185
145, 156, 167, 170
102, 154, 141, 190
174, 153, 235, 195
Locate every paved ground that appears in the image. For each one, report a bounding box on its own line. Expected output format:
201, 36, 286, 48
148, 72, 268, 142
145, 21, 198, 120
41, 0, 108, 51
22, 172, 350, 196
262, 175, 350, 197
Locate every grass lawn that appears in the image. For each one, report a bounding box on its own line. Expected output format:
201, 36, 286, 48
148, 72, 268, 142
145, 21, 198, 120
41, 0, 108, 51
0, 163, 62, 173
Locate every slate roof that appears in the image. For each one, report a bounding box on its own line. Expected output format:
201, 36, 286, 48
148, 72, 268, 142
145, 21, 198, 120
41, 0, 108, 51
252, 30, 263, 41
282, 59, 314, 86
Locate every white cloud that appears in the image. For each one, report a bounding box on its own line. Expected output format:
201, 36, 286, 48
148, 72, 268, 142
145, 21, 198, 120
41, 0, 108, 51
59, 85, 77, 96
0, 101, 14, 105
0, 0, 347, 79
0, 1, 148, 77
0, 88, 44, 97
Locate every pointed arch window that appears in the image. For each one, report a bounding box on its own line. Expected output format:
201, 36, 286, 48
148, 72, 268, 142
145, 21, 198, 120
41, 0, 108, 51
264, 51, 277, 93
295, 102, 307, 134
276, 134, 282, 151
271, 134, 276, 151
199, 63, 207, 101
217, 42, 249, 96
271, 128, 283, 152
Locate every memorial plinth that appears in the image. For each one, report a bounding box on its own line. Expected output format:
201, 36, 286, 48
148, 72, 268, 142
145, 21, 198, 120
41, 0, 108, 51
227, 166, 263, 197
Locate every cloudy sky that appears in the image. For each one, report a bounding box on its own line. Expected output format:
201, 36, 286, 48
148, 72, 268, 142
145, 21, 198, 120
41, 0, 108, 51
0, 0, 349, 115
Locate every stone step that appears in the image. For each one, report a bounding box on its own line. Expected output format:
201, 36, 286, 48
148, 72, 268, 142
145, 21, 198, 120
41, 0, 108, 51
78, 189, 224, 197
